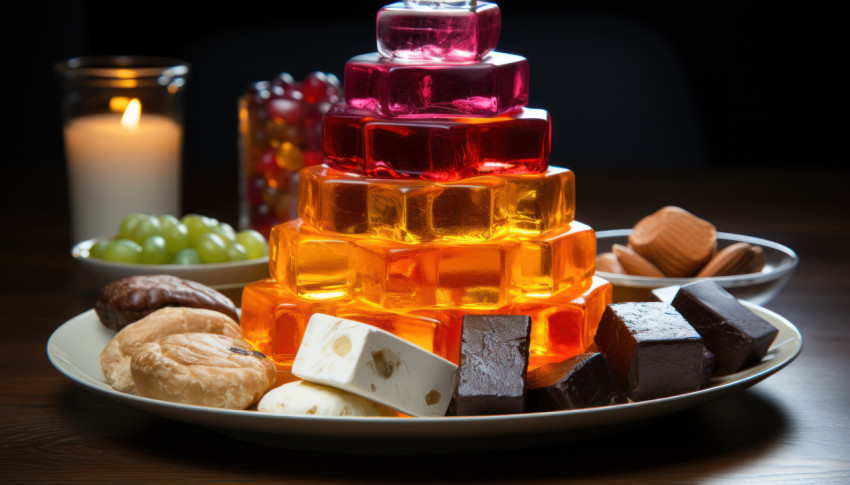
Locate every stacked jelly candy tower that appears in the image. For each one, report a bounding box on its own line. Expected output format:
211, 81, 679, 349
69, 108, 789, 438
241, 0, 612, 375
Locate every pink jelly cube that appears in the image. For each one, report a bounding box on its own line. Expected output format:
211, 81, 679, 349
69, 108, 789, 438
344, 51, 529, 118
322, 104, 550, 180
376, 1, 501, 61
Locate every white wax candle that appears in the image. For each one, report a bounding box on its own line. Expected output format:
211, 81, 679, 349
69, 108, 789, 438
63, 113, 182, 242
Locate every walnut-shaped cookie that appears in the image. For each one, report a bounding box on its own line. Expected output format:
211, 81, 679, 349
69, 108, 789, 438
131, 333, 276, 409
100, 307, 242, 394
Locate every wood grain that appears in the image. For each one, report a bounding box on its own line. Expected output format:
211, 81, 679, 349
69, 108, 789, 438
1, 166, 848, 483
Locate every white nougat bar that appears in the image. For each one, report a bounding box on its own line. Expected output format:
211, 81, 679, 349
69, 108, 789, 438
292, 313, 458, 417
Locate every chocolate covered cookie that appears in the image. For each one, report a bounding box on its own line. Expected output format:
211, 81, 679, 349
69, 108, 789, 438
95, 275, 238, 331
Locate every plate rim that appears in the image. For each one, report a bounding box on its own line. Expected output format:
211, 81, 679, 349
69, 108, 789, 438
46, 302, 802, 439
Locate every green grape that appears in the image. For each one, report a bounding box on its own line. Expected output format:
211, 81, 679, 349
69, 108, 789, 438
182, 214, 218, 244
158, 214, 181, 231
88, 239, 111, 259
140, 236, 170, 264
173, 247, 201, 264
104, 239, 142, 263
161, 222, 192, 254
227, 242, 249, 262
130, 214, 162, 244
117, 213, 145, 239
211, 222, 238, 245
196, 232, 230, 263
236, 230, 269, 260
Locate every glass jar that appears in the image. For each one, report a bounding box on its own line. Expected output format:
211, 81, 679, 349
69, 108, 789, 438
238, 72, 341, 237
56, 56, 189, 242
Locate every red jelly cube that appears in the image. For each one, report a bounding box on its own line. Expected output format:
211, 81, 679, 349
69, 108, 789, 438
376, 1, 501, 61
322, 104, 549, 180
344, 51, 529, 117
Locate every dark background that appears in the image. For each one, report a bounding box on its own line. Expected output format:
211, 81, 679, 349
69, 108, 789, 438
8, 0, 848, 220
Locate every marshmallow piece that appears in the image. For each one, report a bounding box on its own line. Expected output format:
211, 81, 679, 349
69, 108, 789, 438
292, 313, 458, 417
258, 381, 394, 417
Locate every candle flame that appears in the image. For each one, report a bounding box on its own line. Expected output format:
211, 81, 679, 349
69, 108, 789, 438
120, 98, 141, 129
109, 96, 131, 112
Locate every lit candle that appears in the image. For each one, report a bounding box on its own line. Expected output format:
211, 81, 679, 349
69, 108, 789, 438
63, 97, 182, 241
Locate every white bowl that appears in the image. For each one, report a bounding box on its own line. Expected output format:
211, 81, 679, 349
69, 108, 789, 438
595, 230, 799, 305
72, 238, 270, 305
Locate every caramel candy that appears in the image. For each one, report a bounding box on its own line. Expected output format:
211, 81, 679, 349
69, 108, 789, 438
454, 314, 531, 415
696, 242, 765, 277
612, 244, 665, 277
628, 206, 717, 277
594, 302, 705, 401
596, 252, 625, 274
671, 280, 778, 372
526, 353, 627, 411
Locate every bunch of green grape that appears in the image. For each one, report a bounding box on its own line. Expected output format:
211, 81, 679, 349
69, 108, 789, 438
87, 214, 269, 264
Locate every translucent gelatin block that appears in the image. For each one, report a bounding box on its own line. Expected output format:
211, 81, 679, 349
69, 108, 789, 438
298, 165, 574, 242
270, 217, 593, 306
344, 52, 529, 117
504, 167, 576, 234
518, 222, 597, 298
323, 105, 550, 179
240, 278, 611, 373
511, 276, 613, 370
269, 219, 356, 300
352, 237, 521, 310
376, 1, 501, 61
299, 165, 507, 241
240, 279, 456, 372
570, 275, 614, 348
241, 280, 345, 372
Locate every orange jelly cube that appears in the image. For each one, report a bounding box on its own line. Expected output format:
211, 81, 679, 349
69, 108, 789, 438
271, 216, 596, 307
510, 276, 613, 370
517, 221, 597, 298
297, 165, 574, 242
241, 277, 611, 373
269, 219, 354, 299
240, 279, 456, 372
352, 237, 520, 310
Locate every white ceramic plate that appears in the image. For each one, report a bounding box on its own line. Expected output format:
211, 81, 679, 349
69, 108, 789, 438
47, 303, 802, 454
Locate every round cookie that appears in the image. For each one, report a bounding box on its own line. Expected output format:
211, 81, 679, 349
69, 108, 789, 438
131, 333, 276, 409
100, 307, 242, 394
258, 380, 395, 417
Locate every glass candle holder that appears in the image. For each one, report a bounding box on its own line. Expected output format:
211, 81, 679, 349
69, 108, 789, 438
238, 72, 341, 237
56, 56, 189, 243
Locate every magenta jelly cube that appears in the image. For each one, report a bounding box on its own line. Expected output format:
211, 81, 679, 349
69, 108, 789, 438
376, 1, 501, 61
322, 104, 550, 180
344, 51, 529, 118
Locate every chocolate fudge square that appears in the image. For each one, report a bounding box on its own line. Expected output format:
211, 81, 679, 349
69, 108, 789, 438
594, 302, 705, 402
672, 280, 778, 372
527, 352, 627, 411
454, 314, 531, 415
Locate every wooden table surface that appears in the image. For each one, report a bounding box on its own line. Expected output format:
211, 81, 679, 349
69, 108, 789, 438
2, 166, 848, 483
